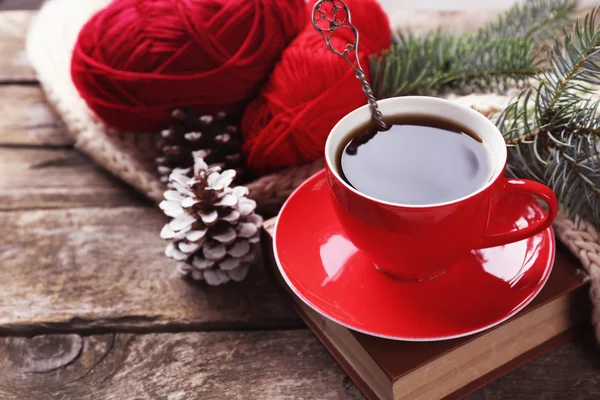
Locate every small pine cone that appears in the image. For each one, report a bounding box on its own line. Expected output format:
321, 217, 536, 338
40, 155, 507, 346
159, 152, 262, 286
156, 109, 247, 185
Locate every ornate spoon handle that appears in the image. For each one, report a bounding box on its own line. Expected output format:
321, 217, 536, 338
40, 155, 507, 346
311, 0, 389, 132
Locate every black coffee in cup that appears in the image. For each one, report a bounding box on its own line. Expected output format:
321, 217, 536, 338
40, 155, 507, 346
336, 115, 493, 205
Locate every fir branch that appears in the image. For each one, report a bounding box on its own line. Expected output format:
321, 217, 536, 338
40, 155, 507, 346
505, 128, 544, 145
474, 0, 577, 42
372, 0, 576, 99
547, 146, 600, 226
539, 10, 600, 113
497, 7, 600, 223
568, 123, 600, 136
371, 35, 538, 98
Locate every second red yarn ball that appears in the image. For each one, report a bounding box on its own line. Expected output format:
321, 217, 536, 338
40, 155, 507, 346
242, 0, 392, 175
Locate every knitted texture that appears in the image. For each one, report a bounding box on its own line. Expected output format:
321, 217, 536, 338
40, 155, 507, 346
28, 0, 597, 336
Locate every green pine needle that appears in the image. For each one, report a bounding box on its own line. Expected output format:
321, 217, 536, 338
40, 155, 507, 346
371, 35, 539, 98
497, 7, 600, 224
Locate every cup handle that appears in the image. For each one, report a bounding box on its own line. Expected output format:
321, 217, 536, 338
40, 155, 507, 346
477, 178, 558, 249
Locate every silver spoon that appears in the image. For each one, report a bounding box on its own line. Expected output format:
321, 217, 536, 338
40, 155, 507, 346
311, 0, 389, 132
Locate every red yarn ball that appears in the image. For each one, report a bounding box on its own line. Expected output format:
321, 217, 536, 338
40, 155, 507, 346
71, 0, 306, 132
241, 0, 391, 175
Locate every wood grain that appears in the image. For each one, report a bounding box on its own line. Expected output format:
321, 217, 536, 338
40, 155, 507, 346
0, 147, 140, 210
0, 330, 360, 400
0, 85, 73, 147
0, 207, 299, 334
1, 331, 600, 400
0, 11, 35, 82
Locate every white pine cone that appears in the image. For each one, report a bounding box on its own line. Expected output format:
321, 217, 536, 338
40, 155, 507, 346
159, 152, 262, 286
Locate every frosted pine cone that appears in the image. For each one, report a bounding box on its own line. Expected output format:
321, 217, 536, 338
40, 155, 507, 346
159, 152, 262, 285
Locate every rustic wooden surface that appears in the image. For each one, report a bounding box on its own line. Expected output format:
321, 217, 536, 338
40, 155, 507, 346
0, 85, 73, 146
1, 3, 599, 400
0, 331, 362, 400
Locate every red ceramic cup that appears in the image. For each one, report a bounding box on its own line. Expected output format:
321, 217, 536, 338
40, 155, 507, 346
324, 96, 558, 281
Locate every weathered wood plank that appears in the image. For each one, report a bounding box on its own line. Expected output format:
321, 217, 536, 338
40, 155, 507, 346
1, 331, 600, 400
0, 330, 360, 400
0, 11, 36, 82
0, 85, 73, 147
0, 148, 139, 209
0, 206, 299, 333
0, 0, 44, 11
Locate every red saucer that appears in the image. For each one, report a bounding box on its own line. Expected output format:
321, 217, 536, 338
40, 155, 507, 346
274, 170, 555, 341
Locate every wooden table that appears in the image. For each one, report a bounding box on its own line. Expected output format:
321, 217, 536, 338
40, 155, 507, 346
1, 3, 600, 399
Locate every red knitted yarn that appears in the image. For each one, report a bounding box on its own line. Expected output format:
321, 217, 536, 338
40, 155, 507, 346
241, 0, 391, 175
71, 0, 306, 132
